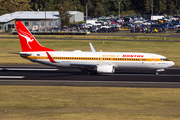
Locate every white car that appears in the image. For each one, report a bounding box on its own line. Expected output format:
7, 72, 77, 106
80, 24, 87, 29
171, 17, 179, 21
134, 19, 144, 24
142, 21, 151, 26
172, 23, 180, 28
86, 23, 93, 28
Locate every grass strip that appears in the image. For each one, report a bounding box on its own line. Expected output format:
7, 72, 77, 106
0, 34, 179, 41
0, 86, 180, 120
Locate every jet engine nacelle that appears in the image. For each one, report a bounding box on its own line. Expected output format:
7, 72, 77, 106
97, 65, 115, 74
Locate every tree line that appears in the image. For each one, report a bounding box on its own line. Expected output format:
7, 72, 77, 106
0, 0, 180, 16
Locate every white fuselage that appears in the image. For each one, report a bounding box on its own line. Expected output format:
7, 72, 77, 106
21, 51, 175, 70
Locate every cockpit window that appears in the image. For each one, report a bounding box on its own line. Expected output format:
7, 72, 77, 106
160, 58, 170, 61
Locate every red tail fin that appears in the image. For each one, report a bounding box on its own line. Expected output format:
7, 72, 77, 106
15, 21, 55, 52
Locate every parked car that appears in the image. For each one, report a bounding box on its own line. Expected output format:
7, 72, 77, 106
80, 24, 87, 29
134, 19, 144, 24
150, 28, 158, 33
171, 17, 179, 21
151, 25, 166, 32
111, 27, 120, 32
130, 28, 142, 33
141, 27, 149, 33
160, 23, 168, 28
97, 28, 112, 33
172, 22, 180, 28
142, 21, 151, 26
168, 25, 177, 29
89, 27, 98, 33
86, 23, 93, 28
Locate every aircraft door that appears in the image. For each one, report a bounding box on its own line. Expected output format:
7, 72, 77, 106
40, 54, 44, 61
151, 56, 155, 65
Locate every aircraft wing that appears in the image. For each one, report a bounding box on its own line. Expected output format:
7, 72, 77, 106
46, 52, 97, 68
70, 63, 97, 68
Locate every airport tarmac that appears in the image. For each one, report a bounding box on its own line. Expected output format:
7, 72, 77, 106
0, 65, 180, 88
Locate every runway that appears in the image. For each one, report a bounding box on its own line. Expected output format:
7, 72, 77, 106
0, 65, 180, 88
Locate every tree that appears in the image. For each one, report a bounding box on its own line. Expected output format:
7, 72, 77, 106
144, 0, 151, 14
0, 0, 32, 15
158, 0, 166, 14
168, 1, 175, 15
58, 0, 73, 27
76, 0, 85, 13
175, 0, 180, 14
93, 1, 106, 17
131, 0, 145, 14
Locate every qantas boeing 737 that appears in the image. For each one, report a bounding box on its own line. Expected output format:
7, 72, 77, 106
15, 21, 174, 75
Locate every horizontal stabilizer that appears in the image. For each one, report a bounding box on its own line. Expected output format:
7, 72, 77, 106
6, 52, 32, 57
6, 52, 20, 54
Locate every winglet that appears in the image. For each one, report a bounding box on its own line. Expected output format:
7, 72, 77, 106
46, 52, 56, 63
89, 43, 96, 52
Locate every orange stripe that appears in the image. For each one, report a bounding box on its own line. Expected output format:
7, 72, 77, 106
24, 56, 167, 62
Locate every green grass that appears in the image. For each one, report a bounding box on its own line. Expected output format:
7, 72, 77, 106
0, 34, 180, 41
0, 86, 180, 120
0, 38, 180, 66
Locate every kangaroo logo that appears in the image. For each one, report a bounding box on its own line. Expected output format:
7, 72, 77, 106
18, 29, 34, 49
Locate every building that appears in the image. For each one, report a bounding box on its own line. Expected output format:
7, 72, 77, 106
0, 11, 84, 32
69, 11, 84, 22
0, 11, 61, 32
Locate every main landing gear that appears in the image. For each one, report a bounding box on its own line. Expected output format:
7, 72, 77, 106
156, 69, 165, 76
80, 68, 98, 75
87, 70, 98, 75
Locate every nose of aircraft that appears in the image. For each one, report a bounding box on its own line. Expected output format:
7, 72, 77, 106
169, 61, 175, 67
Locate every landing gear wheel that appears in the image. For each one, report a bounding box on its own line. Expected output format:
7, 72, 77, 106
87, 70, 98, 75
87, 71, 91, 75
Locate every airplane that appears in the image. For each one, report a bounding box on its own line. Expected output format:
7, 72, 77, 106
15, 21, 174, 75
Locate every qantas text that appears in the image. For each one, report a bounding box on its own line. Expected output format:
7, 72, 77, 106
122, 55, 144, 58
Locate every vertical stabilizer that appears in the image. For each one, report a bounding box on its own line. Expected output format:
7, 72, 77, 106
15, 21, 55, 52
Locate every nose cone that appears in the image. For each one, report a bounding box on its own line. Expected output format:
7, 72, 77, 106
169, 61, 175, 67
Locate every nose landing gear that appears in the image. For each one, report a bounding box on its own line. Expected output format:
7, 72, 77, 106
156, 69, 165, 76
